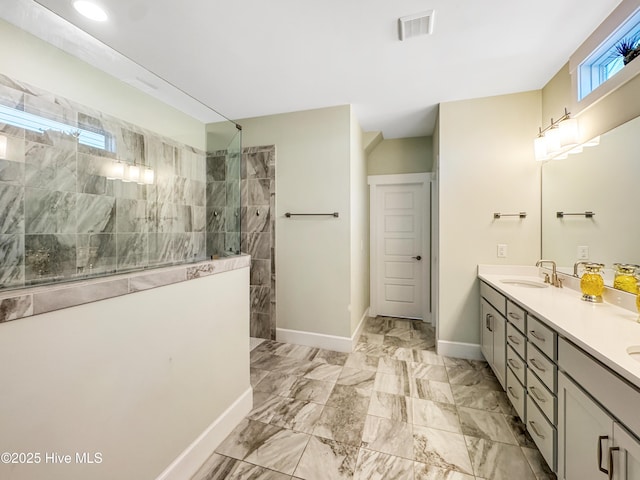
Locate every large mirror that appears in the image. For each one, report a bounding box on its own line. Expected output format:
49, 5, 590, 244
541, 114, 640, 285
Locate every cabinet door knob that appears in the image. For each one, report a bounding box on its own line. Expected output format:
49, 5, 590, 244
412, 255, 422, 260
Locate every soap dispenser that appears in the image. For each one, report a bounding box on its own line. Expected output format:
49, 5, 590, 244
613, 263, 639, 294
578, 263, 605, 303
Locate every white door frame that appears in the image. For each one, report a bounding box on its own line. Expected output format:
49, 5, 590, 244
368, 173, 433, 322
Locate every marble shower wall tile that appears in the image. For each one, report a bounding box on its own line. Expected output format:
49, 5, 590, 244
0, 234, 24, 287
0, 184, 24, 234
24, 141, 76, 192
24, 234, 76, 283
76, 233, 116, 275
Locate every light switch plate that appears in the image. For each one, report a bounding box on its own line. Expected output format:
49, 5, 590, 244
497, 244, 508, 258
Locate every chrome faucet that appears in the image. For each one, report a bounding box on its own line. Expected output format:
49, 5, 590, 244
536, 259, 562, 288
573, 261, 589, 278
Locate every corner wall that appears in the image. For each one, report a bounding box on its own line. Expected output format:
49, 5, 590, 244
437, 91, 541, 348
238, 106, 354, 339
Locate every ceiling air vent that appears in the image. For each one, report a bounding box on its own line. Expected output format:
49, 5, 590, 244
398, 10, 435, 41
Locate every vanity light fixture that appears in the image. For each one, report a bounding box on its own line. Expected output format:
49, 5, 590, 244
106, 160, 125, 180
0, 135, 7, 159
126, 163, 141, 183
73, 1, 108, 22
534, 108, 598, 161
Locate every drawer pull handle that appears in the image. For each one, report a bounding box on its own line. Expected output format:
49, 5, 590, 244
608, 446, 619, 480
530, 357, 547, 373
528, 421, 545, 440
530, 386, 547, 403
508, 312, 522, 321
507, 335, 521, 345
508, 358, 521, 370
507, 386, 519, 399
486, 314, 493, 332
598, 435, 609, 474
529, 330, 546, 342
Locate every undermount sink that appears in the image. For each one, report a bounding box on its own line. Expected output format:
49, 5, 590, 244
627, 346, 640, 364
500, 279, 549, 289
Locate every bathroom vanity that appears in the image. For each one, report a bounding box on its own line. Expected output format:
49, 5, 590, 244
478, 265, 640, 479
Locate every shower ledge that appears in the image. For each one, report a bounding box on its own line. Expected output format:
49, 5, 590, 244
0, 254, 251, 324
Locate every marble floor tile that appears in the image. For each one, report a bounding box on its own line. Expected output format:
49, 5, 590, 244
251, 367, 270, 387
465, 436, 537, 480
368, 390, 413, 423
352, 448, 415, 480
289, 377, 334, 403
269, 398, 324, 434
302, 362, 343, 382
414, 463, 475, 480
412, 398, 461, 433
314, 349, 349, 366
413, 426, 473, 475
522, 446, 557, 480
410, 363, 449, 382
354, 342, 398, 357
215, 418, 310, 475
250, 337, 266, 351
374, 371, 411, 396
378, 357, 411, 376
383, 334, 433, 350
393, 347, 444, 366
336, 367, 376, 391
457, 407, 517, 444
359, 332, 384, 345
344, 352, 380, 372
505, 415, 536, 448
361, 415, 414, 460
450, 384, 504, 412
313, 405, 367, 446
427, 381, 455, 404
274, 343, 319, 361
248, 392, 284, 423
408, 377, 432, 400
446, 366, 501, 390
293, 435, 358, 480
326, 384, 371, 412
254, 371, 299, 397
191, 453, 291, 480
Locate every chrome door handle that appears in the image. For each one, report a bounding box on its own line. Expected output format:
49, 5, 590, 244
530, 330, 546, 342
530, 386, 547, 403
598, 436, 609, 474
508, 358, 521, 370
507, 335, 521, 345
412, 255, 422, 260
528, 421, 545, 440
507, 386, 519, 399
530, 357, 547, 373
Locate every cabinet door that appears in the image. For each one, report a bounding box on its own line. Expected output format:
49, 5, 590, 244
612, 423, 640, 480
480, 299, 494, 363
493, 312, 506, 389
558, 372, 612, 480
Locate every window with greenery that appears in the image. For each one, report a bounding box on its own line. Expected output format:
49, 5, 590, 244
577, 7, 640, 101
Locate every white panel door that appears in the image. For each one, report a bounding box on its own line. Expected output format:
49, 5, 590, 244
375, 183, 426, 319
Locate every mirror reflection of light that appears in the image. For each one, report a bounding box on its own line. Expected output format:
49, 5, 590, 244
73, 1, 108, 22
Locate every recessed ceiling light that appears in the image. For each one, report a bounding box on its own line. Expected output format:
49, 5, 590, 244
73, 1, 108, 22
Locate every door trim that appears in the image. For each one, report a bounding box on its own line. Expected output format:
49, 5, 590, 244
368, 173, 433, 322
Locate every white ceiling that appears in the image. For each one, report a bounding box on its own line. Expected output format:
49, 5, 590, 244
18, 0, 624, 137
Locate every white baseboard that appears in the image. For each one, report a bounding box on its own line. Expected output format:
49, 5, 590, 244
437, 340, 484, 360
276, 307, 370, 353
155, 387, 253, 480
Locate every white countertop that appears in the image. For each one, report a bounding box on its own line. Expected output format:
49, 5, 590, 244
478, 265, 640, 389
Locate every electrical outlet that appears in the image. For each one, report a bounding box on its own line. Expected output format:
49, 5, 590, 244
497, 244, 508, 258
577, 245, 589, 260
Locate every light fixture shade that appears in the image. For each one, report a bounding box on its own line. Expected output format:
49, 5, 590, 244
73, 1, 108, 21
143, 168, 155, 185
0, 135, 7, 159
106, 161, 125, 180
558, 117, 579, 148
126, 164, 140, 183
545, 127, 562, 156
533, 136, 548, 161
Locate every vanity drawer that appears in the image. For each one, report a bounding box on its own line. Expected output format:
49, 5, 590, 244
506, 300, 526, 333
506, 322, 526, 359
527, 343, 556, 393
507, 366, 526, 421
480, 282, 506, 316
527, 368, 556, 424
527, 395, 556, 471
507, 344, 526, 385
527, 316, 557, 360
